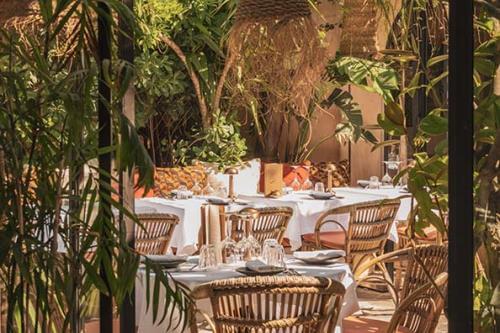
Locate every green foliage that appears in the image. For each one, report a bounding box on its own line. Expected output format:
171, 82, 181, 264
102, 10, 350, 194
0, 1, 189, 331
372, 1, 499, 330
328, 56, 400, 102
174, 112, 247, 170
134, 0, 236, 166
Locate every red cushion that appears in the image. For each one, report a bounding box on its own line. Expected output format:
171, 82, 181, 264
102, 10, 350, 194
343, 316, 412, 333
302, 231, 345, 249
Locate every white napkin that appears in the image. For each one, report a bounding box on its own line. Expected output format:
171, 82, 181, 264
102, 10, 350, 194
246, 260, 276, 272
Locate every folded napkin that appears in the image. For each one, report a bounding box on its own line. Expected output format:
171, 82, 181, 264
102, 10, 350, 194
143, 254, 187, 264
246, 260, 277, 272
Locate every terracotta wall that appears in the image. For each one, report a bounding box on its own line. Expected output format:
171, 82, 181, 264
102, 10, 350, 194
307, 86, 384, 185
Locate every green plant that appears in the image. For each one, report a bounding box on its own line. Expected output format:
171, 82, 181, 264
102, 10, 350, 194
134, 0, 237, 166
371, 1, 499, 331
174, 111, 247, 170
0, 1, 190, 331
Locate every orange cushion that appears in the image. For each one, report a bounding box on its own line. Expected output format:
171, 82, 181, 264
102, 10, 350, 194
343, 316, 412, 333
302, 231, 345, 249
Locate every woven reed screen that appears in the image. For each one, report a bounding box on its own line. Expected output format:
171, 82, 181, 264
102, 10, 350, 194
234, 0, 311, 22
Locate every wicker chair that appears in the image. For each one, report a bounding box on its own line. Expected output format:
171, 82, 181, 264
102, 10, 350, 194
356, 244, 448, 306
344, 271, 448, 333
135, 213, 179, 255
301, 198, 402, 270
228, 206, 293, 243
190, 275, 346, 333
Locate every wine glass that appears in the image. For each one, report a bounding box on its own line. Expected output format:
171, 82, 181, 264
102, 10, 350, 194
199, 244, 218, 270
221, 214, 237, 263
290, 165, 301, 191
301, 166, 313, 190
191, 181, 202, 196
216, 185, 228, 199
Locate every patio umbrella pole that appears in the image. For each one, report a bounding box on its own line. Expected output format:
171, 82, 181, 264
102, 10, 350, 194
97, 2, 114, 332
448, 0, 473, 331
118, 0, 136, 332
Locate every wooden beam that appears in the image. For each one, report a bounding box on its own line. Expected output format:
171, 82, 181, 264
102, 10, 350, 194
97, 2, 114, 333
448, 0, 474, 331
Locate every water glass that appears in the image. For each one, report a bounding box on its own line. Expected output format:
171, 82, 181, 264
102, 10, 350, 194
314, 182, 325, 193
368, 176, 380, 189
199, 244, 218, 270
262, 240, 286, 268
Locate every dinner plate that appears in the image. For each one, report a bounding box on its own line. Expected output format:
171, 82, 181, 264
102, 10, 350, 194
309, 192, 336, 200
236, 266, 285, 276
206, 198, 230, 205
144, 255, 188, 268
293, 250, 345, 265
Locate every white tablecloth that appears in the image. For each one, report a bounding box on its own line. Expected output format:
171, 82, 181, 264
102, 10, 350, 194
239, 187, 411, 249
136, 187, 412, 253
136, 259, 358, 333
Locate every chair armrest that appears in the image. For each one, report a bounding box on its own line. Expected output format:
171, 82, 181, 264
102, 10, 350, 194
386, 272, 448, 333
314, 219, 347, 249
354, 247, 410, 277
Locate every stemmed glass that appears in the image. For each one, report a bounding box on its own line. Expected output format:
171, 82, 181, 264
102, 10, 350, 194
290, 165, 301, 191
191, 181, 202, 196
221, 213, 237, 263
235, 210, 261, 261
199, 244, 218, 270
301, 165, 313, 190
382, 151, 401, 186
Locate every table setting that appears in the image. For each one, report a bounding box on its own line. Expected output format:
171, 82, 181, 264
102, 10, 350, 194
135, 246, 359, 333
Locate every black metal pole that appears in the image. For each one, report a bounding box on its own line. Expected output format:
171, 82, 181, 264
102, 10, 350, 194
98, 2, 114, 333
448, 0, 473, 332
118, 1, 136, 332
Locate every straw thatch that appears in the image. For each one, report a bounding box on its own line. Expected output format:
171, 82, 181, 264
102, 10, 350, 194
339, 0, 379, 57
226, 0, 327, 118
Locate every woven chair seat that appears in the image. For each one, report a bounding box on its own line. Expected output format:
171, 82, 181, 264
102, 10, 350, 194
343, 317, 412, 333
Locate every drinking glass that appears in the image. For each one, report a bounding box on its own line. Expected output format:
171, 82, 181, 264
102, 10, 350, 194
176, 185, 190, 199
314, 182, 325, 193
262, 240, 286, 268
199, 244, 218, 270
221, 215, 238, 263
301, 166, 313, 190
191, 181, 202, 196
216, 185, 228, 198
368, 176, 380, 189
290, 165, 301, 191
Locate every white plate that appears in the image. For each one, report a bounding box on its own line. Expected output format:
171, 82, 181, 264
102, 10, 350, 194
293, 250, 345, 265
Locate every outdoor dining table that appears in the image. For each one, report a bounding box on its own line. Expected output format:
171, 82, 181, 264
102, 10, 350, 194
135, 257, 358, 333
136, 187, 411, 254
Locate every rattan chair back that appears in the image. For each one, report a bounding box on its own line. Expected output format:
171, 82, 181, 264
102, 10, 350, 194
191, 275, 345, 333
228, 206, 293, 243
135, 213, 179, 255
310, 198, 401, 259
